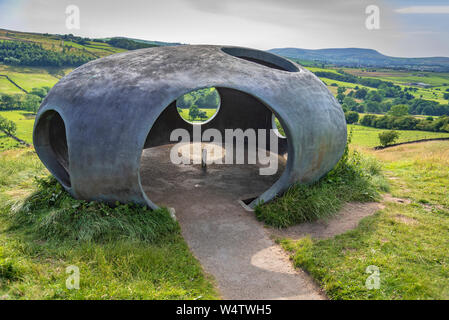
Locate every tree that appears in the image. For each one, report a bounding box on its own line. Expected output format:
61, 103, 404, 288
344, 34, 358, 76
444, 92, 449, 100
198, 110, 208, 121
366, 90, 383, 102
337, 87, 346, 95
345, 111, 359, 124
30, 87, 48, 98
378, 130, 400, 147
365, 101, 382, 114
336, 92, 345, 104
388, 104, 409, 117
188, 105, 199, 121
354, 88, 368, 99
360, 114, 377, 127
0, 115, 17, 135
23, 94, 42, 113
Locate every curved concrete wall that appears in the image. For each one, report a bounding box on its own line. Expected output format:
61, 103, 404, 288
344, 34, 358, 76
33, 45, 347, 209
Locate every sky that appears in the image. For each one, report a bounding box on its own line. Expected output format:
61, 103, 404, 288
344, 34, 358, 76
0, 0, 448, 58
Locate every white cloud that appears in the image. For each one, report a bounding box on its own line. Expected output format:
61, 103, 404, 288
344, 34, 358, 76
395, 6, 449, 14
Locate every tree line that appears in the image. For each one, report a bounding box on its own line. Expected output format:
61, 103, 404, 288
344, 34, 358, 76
0, 87, 49, 113
0, 40, 93, 67
102, 38, 158, 50
345, 109, 449, 133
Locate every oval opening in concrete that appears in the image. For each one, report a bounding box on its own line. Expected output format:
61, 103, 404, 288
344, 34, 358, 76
176, 87, 221, 124
139, 87, 289, 211
221, 47, 299, 72
34, 110, 71, 188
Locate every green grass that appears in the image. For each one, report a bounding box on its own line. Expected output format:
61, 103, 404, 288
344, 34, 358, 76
0, 65, 65, 92
348, 124, 449, 148
255, 136, 389, 227
0, 149, 218, 299
0, 110, 35, 152
0, 77, 23, 94
280, 141, 449, 299
0, 110, 35, 144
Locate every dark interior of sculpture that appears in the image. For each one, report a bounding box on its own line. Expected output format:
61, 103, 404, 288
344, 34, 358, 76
34, 110, 71, 187
139, 87, 289, 208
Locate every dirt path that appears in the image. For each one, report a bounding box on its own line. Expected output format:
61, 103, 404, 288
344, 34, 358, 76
140, 145, 325, 300
268, 201, 384, 240
140, 144, 386, 299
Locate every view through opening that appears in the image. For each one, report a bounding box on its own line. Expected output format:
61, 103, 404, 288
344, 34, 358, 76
272, 114, 286, 139
176, 87, 220, 124
140, 87, 289, 210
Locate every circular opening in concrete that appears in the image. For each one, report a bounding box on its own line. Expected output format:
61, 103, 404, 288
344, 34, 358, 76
272, 114, 286, 139
221, 47, 299, 72
176, 87, 220, 124
34, 110, 71, 187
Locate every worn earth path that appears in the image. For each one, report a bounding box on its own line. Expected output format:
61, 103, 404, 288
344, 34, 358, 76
140, 144, 325, 300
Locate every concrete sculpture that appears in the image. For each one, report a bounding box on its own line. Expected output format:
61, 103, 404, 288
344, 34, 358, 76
33, 45, 347, 209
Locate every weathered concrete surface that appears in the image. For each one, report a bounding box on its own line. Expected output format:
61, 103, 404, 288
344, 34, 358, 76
33, 45, 347, 209
140, 144, 325, 300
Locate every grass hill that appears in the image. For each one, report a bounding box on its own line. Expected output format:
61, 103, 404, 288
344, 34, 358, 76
269, 47, 449, 72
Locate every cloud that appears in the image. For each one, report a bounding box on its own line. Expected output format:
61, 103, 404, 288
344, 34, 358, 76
395, 6, 449, 14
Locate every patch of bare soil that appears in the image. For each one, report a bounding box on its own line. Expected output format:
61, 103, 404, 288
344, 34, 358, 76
383, 194, 412, 204
267, 202, 384, 240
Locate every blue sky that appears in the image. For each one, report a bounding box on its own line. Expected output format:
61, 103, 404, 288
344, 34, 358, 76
0, 0, 448, 57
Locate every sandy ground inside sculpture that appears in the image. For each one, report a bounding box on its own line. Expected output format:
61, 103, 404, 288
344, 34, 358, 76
140, 144, 382, 299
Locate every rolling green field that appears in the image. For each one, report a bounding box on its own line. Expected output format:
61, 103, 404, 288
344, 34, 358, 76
0, 77, 23, 94
0, 29, 126, 59
303, 66, 449, 104
348, 124, 449, 148
0, 111, 35, 143
0, 65, 70, 93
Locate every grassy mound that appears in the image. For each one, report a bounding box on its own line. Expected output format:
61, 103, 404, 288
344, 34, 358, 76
255, 135, 389, 228
6, 177, 179, 243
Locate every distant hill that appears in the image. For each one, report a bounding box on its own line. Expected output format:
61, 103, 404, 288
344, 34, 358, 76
268, 48, 449, 72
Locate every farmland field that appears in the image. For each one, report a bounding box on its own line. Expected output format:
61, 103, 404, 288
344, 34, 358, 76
0, 110, 35, 143
0, 65, 71, 92
348, 124, 449, 148
0, 77, 23, 94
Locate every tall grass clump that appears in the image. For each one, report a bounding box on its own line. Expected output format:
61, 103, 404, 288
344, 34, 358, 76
255, 132, 389, 228
7, 176, 179, 243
